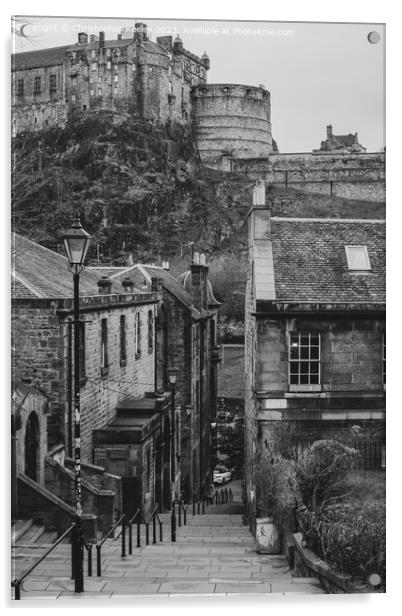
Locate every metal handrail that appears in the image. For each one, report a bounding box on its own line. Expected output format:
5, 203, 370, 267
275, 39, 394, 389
96, 514, 125, 576
12, 523, 76, 600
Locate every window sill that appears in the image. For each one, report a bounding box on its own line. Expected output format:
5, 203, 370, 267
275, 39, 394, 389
101, 366, 109, 377
289, 384, 321, 393
120, 359, 127, 368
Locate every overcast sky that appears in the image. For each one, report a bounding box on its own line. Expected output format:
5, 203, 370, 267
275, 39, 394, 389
13, 16, 385, 152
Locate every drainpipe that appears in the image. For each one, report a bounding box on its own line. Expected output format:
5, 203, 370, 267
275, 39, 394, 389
67, 320, 73, 457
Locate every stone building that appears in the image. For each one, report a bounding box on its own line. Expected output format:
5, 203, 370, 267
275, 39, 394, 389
11, 23, 209, 133
244, 181, 385, 529
88, 253, 221, 501
317, 124, 367, 154
11, 232, 177, 522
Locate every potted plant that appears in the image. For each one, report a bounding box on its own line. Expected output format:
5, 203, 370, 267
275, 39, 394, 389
254, 450, 281, 554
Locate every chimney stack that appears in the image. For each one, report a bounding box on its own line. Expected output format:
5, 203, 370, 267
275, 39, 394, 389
122, 277, 134, 293
99, 31, 105, 48
97, 276, 112, 294
78, 32, 88, 45
151, 277, 164, 293
190, 251, 208, 311
326, 124, 333, 139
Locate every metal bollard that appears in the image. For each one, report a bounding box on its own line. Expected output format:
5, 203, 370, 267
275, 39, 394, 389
197, 501, 200, 515
178, 502, 182, 527
192, 498, 196, 516
137, 522, 141, 548
171, 507, 177, 542
96, 545, 102, 577
129, 523, 132, 554
153, 516, 157, 544
121, 518, 126, 557
159, 521, 163, 542
202, 499, 205, 514
146, 523, 149, 545
183, 506, 187, 526
87, 544, 93, 577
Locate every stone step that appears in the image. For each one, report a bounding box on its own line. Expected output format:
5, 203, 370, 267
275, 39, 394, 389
17, 524, 46, 545
11, 519, 33, 544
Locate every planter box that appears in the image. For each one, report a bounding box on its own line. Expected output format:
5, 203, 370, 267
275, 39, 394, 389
255, 517, 281, 554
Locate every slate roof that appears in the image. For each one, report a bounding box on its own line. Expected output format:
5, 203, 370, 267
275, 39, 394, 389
269, 218, 385, 304
12, 233, 106, 299
12, 45, 71, 71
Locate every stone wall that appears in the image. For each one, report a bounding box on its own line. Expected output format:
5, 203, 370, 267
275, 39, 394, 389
232, 152, 385, 203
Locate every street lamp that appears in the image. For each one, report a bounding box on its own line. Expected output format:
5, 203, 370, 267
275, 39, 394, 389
167, 367, 179, 494
62, 214, 92, 594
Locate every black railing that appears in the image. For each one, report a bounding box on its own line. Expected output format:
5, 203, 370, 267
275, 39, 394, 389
214, 487, 233, 505
12, 523, 76, 600
96, 514, 125, 577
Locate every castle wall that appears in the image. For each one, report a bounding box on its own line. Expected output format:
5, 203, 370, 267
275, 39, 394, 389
231, 152, 386, 203
192, 84, 273, 168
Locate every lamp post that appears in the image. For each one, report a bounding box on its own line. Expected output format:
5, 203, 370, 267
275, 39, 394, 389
167, 367, 179, 497
62, 214, 92, 594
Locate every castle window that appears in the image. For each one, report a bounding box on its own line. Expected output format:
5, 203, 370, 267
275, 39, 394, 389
106, 48, 111, 57
345, 245, 371, 271
49, 75, 57, 91
71, 94, 76, 102
114, 64, 118, 71
71, 75, 77, 87
34, 77, 41, 95
113, 87, 118, 95
90, 89, 94, 96
289, 332, 321, 389
17, 79, 24, 96
97, 88, 102, 96
91, 62, 97, 71
98, 76, 102, 83
91, 49, 97, 58
106, 61, 111, 70
114, 75, 118, 83
149, 66, 153, 74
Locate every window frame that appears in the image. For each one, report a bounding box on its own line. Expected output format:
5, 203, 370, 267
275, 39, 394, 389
288, 331, 321, 392
33, 76, 41, 95
135, 312, 141, 358
49, 74, 57, 92
101, 318, 109, 375
345, 245, 371, 271
120, 314, 127, 366
16, 78, 24, 96
148, 309, 154, 354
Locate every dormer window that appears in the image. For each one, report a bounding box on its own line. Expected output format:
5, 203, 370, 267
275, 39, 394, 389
345, 245, 371, 271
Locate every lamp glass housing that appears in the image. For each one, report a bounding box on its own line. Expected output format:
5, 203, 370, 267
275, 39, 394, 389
63, 216, 92, 267
167, 367, 179, 385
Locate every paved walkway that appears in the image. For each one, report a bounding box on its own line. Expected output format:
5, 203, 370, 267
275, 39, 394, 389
11, 501, 325, 599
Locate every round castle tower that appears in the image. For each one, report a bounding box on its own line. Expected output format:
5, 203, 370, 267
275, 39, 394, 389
191, 83, 273, 168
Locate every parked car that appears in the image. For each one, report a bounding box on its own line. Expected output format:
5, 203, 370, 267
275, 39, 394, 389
213, 464, 232, 485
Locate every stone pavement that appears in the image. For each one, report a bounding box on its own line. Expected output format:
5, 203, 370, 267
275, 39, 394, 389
11, 501, 325, 599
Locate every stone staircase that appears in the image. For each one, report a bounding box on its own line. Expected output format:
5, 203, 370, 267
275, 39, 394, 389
11, 502, 325, 598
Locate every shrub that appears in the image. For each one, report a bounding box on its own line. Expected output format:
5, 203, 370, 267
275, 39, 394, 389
298, 505, 386, 585
296, 439, 358, 512
255, 449, 301, 530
